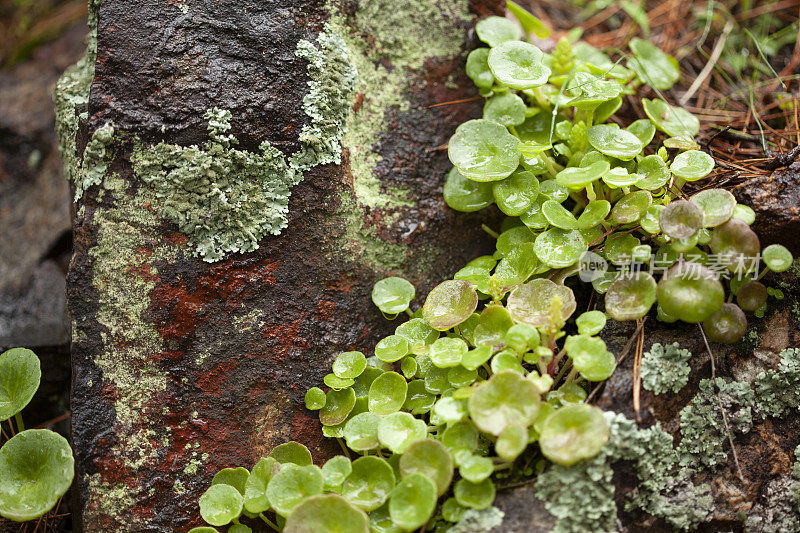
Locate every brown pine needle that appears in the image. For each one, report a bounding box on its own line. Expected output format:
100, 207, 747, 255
425, 96, 481, 109
632, 318, 645, 413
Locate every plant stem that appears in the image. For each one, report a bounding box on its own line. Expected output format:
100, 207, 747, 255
336, 437, 351, 459
563, 366, 579, 383
554, 358, 573, 384
404, 308, 414, 318
259, 513, 280, 531
481, 224, 500, 239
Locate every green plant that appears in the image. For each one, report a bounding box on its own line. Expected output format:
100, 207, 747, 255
192, 3, 795, 531
0, 348, 75, 522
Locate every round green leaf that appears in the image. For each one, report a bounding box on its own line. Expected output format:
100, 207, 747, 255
305, 387, 326, 410
377, 412, 427, 454
466, 48, 494, 89
342, 456, 396, 512
269, 442, 313, 467
461, 346, 494, 371
375, 335, 410, 363
372, 278, 415, 315
454, 478, 495, 510
539, 404, 609, 465
388, 473, 437, 530
495, 225, 534, 257
403, 379, 436, 414
267, 465, 324, 517
642, 98, 699, 137
467, 370, 541, 436
507, 279, 577, 327
703, 303, 747, 344
319, 388, 356, 426
660, 200, 702, 240
442, 421, 479, 452
496, 423, 528, 461
344, 412, 382, 451
605, 272, 657, 321
324, 374, 354, 390
610, 190, 652, 224
0, 347, 41, 421
670, 150, 714, 181
601, 167, 641, 188
284, 494, 369, 533
732, 204, 756, 225
369, 372, 408, 415
399, 439, 454, 496
322, 455, 352, 491
429, 337, 469, 368
542, 200, 579, 230
395, 318, 439, 352
244, 457, 280, 513
576, 310, 607, 336
762, 244, 793, 273
0, 429, 74, 522
422, 279, 478, 331
493, 242, 539, 289
484, 92, 527, 127
333, 351, 367, 379
636, 155, 671, 190
555, 160, 609, 191
487, 41, 550, 89
534, 228, 587, 268
626, 119, 657, 145
690, 188, 736, 227
444, 167, 495, 212
587, 125, 644, 160
212, 467, 249, 495
628, 37, 679, 90
656, 262, 725, 322
538, 179, 569, 203
448, 119, 520, 182
199, 484, 243, 527
492, 170, 540, 216
577, 200, 611, 230
709, 218, 760, 272
476, 16, 523, 47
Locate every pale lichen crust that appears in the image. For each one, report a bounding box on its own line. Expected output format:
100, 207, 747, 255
291, 27, 358, 171
641, 342, 692, 395
132, 109, 300, 262
534, 412, 712, 533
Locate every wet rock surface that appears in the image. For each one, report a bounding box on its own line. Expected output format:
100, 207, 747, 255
733, 161, 800, 254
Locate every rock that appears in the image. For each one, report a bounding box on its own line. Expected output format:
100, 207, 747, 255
0, 23, 85, 292
491, 484, 557, 532
0, 260, 69, 346
733, 161, 800, 254
59, 0, 502, 530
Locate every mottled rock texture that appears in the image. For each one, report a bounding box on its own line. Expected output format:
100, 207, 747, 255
60, 0, 501, 530
733, 161, 800, 254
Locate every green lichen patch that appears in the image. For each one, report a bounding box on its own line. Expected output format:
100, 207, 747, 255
448, 506, 505, 532
326, 0, 472, 209
677, 378, 754, 469
72, 122, 115, 201
132, 109, 300, 262
745, 447, 800, 533
291, 27, 358, 172
535, 413, 712, 533
53, 0, 102, 191
641, 342, 692, 395
81, 176, 180, 522
754, 348, 800, 417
